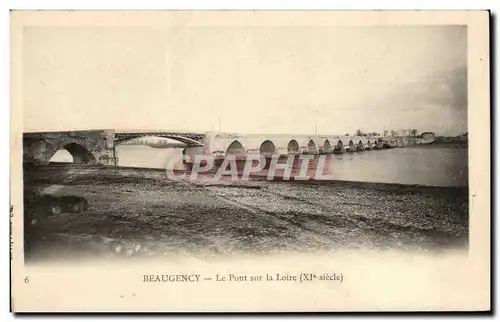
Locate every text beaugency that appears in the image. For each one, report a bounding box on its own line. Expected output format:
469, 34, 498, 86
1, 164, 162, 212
143, 274, 201, 283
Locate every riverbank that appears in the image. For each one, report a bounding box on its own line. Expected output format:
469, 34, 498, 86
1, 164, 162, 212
23, 165, 469, 263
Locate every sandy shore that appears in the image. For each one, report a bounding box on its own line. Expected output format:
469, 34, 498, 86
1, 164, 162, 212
22, 164, 469, 263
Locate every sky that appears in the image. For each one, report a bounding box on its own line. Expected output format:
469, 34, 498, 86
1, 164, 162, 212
23, 25, 467, 136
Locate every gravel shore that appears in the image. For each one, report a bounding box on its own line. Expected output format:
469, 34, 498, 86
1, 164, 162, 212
23, 165, 469, 263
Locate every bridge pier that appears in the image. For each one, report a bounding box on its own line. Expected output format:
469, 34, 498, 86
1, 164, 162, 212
182, 146, 205, 163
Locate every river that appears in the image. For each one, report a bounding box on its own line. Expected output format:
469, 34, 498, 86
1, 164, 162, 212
50, 143, 468, 187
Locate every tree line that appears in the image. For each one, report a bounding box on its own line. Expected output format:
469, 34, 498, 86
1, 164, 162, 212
347, 129, 420, 137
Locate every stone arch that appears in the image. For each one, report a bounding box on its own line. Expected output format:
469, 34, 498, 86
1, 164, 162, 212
260, 140, 276, 156
307, 140, 317, 154
347, 140, 355, 151
50, 142, 97, 164
323, 139, 332, 153
357, 140, 364, 151
226, 140, 246, 157
287, 140, 299, 154
334, 140, 344, 152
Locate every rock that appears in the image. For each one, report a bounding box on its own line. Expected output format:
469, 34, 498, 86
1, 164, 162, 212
134, 244, 142, 253
115, 245, 123, 253
125, 249, 134, 257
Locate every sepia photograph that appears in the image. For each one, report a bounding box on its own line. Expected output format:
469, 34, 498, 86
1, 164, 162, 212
10, 10, 490, 312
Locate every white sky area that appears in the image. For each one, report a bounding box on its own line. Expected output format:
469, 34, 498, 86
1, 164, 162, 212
23, 25, 467, 136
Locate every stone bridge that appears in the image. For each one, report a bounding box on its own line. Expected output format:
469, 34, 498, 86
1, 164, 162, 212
23, 130, 117, 165
200, 132, 386, 160
23, 129, 400, 166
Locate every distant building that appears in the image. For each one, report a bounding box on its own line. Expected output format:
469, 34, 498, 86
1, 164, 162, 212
421, 132, 435, 141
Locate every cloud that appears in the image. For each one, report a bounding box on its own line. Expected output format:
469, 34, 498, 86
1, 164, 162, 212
367, 64, 467, 136
447, 65, 468, 111
383, 64, 466, 110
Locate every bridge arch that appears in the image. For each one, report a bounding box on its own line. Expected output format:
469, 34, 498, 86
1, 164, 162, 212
260, 140, 276, 156
287, 140, 299, 154
49, 142, 97, 164
334, 140, 344, 152
114, 133, 203, 147
323, 139, 332, 153
307, 140, 317, 154
347, 140, 355, 151
357, 140, 364, 151
226, 140, 246, 157
116, 136, 182, 148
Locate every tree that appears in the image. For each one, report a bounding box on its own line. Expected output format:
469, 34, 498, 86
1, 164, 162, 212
355, 129, 362, 136
411, 129, 418, 137
391, 130, 397, 137
383, 130, 389, 137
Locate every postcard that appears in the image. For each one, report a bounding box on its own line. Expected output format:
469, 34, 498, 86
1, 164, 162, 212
10, 10, 490, 312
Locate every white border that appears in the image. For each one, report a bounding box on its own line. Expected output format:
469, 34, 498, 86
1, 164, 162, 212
2, 1, 496, 321
2, 1, 499, 10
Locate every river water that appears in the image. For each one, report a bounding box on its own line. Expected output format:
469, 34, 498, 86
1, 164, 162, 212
51, 144, 468, 187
